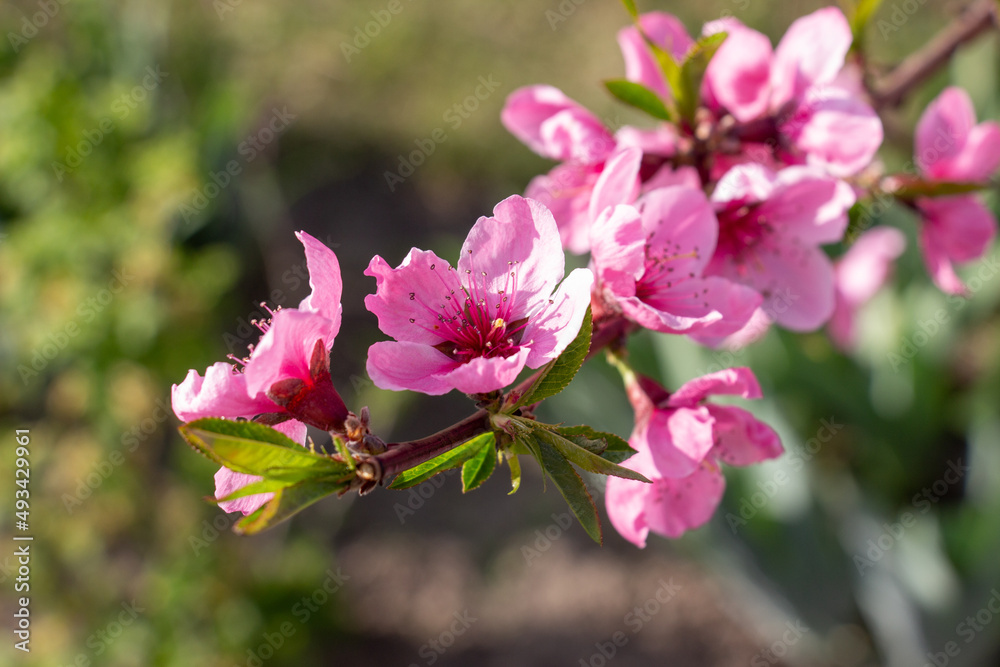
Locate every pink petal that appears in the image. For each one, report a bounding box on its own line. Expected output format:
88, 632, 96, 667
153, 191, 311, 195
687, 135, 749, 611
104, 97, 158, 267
588, 147, 641, 222
617, 12, 694, 100
605, 449, 657, 548
770, 7, 851, 108
525, 162, 603, 255
364, 249, 464, 346
171, 362, 276, 422
708, 405, 783, 466
918, 196, 998, 295
272, 419, 308, 444
642, 462, 726, 539
641, 405, 716, 478
244, 308, 339, 398
668, 366, 763, 407
764, 167, 855, 245
712, 163, 777, 207
639, 185, 719, 276
642, 165, 701, 193
459, 196, 566, 315
618, 295, 722, 333
501, 85, 613, 162
215, 468, 273, 516
615, 124, 679, 157
521, 268, 595, 368
702, 19, 773, 122
788, 90, 883, 177
675, 277, 763, 338
916, 87, 1000, 182
690, 306, 773, 350
295, 231, 343, 335
442, 347, 532, 394
836, 227, 906, 305
366, 341, 461, 395
590, 204, 646, 298
626, 276, 759, 335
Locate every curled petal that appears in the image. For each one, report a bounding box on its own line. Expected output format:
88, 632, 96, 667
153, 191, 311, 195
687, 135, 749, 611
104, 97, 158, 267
501, 85, 614, 162
295, 231, 343, 335
171, 362, 275, 423
641, 405, 715, 478
668, 366, 763, 407
707, 405, 783, 467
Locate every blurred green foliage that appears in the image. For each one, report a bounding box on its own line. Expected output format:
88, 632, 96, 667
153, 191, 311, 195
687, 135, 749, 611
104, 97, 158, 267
0, 0, 999, 665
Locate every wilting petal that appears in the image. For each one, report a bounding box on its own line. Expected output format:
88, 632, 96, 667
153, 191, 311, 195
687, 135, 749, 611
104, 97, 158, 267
215, 468, 273, 516
171, 362, 275, 422
702, 19, 772, 122
668, 366, 763, 407
521, 268, 594, 367
770, 7, 851, 108
296, 231, 343, 335
708, 405, 783, 466
364, 249, 463, 346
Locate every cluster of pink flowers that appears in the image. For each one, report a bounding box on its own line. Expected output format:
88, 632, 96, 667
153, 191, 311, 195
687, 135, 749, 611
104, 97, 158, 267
173, 6, 999, 547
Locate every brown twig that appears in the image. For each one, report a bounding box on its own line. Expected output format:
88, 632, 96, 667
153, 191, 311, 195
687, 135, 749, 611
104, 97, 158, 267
872, 0, 998, 109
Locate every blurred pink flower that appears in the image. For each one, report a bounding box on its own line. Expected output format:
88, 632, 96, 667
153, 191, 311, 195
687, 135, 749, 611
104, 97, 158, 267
588, 148, 760, 336
705, 163, 855, 331
365, 195, 593, 395
606, 368, 782, 546
913, 87, 1000, 295
829, 227, 906, 350
172, 231, 346, 514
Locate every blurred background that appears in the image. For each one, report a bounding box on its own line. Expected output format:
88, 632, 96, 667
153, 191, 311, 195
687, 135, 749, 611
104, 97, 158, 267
1, 0, 999, 665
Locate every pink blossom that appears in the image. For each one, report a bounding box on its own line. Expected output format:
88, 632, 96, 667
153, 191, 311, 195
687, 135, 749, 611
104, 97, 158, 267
829, 227, 906, 350
705, 163, 856, 331
365, 195, 593, 395
913, 87, 1000, 295
172, 231, 347, 514
606, 368, 782, 546
588, 148, 760, 336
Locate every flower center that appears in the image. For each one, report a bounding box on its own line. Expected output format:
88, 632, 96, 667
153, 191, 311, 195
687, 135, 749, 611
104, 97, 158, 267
714, 202, 771, 267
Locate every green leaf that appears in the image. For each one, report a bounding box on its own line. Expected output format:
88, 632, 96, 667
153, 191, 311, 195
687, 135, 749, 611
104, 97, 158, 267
234, 478, 347, 535
462, 437, 497, 492
604, 79, 674, 122
515, 306, 592, 409
848, 0, 884, 42
554, 425, 636, 464
533, 433, 602, 544
620, 0, 639, 20
677, 32, 727, 122
506, 453, 522, 495
180, 418, 349, 479
533, 427, 649, 483
388, 432, 495, 490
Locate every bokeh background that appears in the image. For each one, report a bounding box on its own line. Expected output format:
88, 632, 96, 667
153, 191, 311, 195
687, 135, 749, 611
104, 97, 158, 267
1, 0, 999, 665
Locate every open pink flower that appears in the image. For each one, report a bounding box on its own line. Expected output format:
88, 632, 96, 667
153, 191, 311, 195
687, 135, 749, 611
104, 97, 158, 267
829, 227, 906, 350
705, 163, 855, 331
606, 368, 782, 546
172, 231, 347, 514
501, 86, 618, 254
623, 8, 881, 177
365, 195, 593, 396
912, 87, 1000, 295
588, 148, 760, 336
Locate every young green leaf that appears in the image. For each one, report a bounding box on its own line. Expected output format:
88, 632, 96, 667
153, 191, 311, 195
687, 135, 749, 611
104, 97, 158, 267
180, 418, 348, 478
849, 0, 884, 43
515, 307, 592, 409
533, 428, 649, 483
604, 79, 674, 122
234, 478, 348, 535
677, 32, 727, 122
461, 437, 498, 492
620, 0, 639, 20
388, 432, 495, 490
533, 434, 602, 544
554, 425, 636, 464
